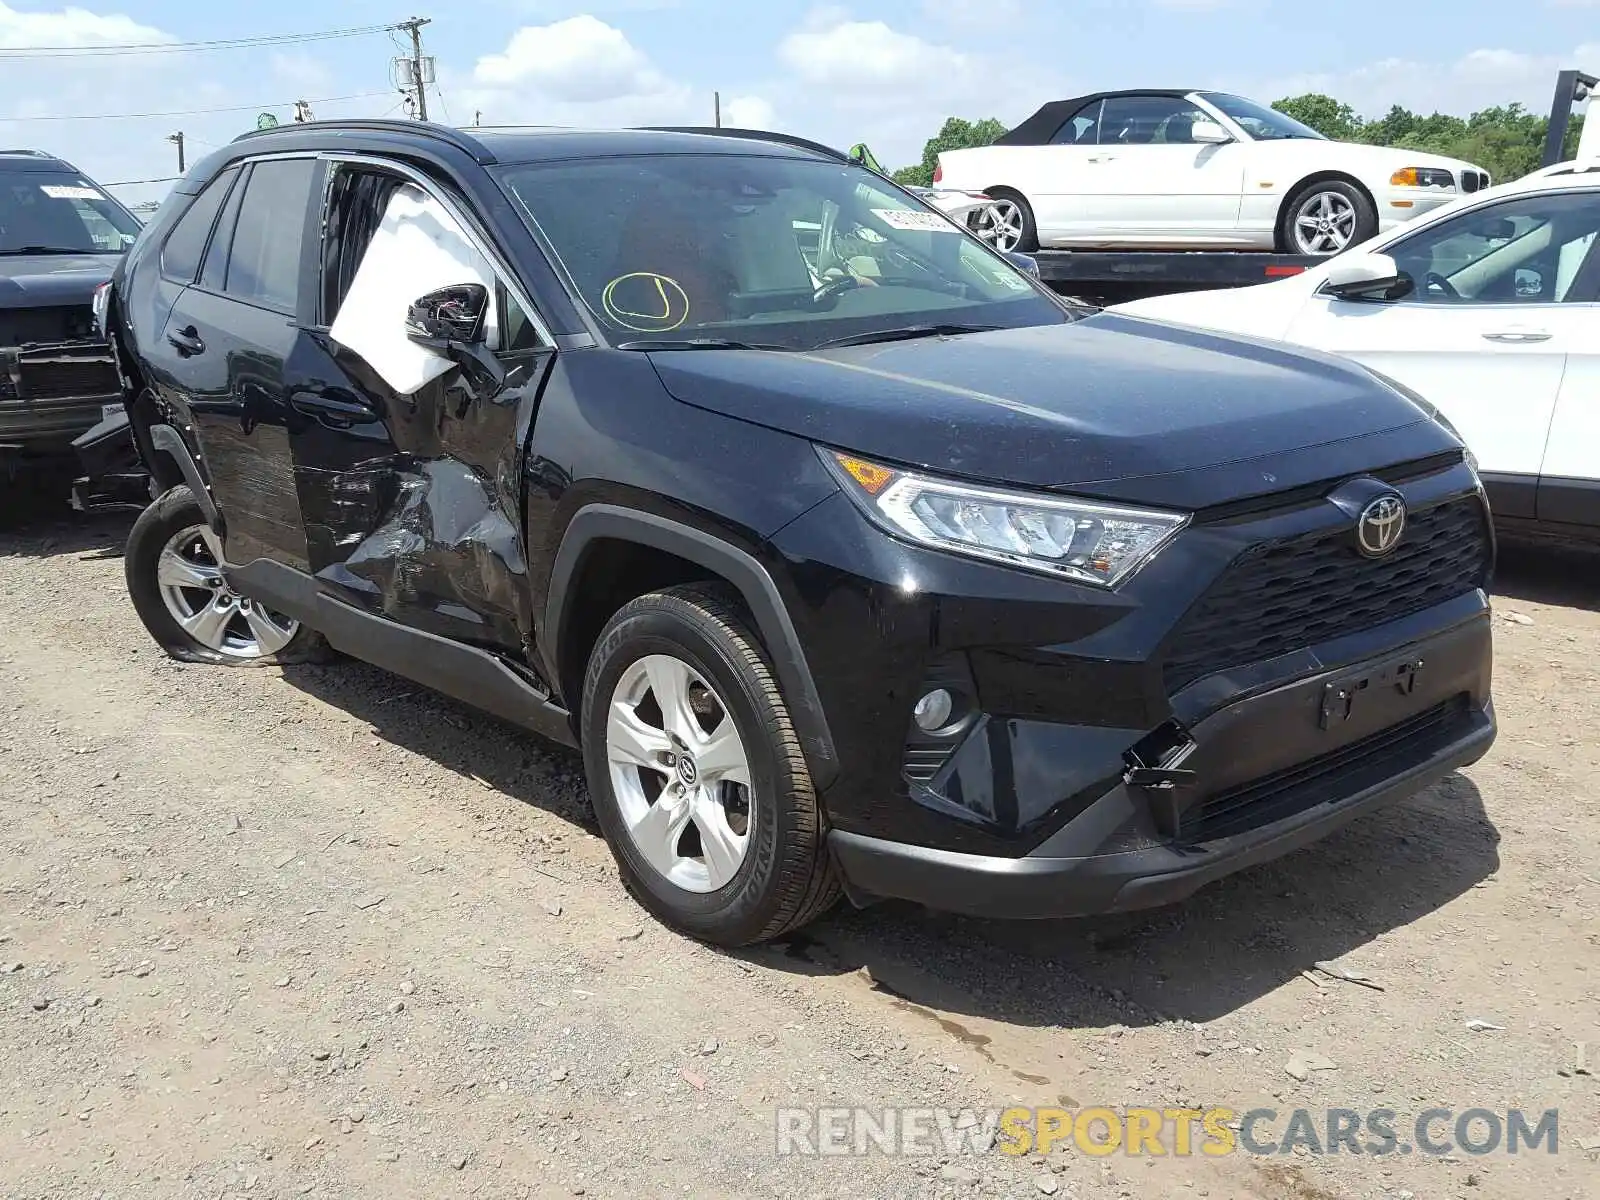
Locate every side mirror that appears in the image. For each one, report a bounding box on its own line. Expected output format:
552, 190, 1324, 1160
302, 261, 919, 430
1191, 120, 1231, 145
1003, 250, 1041, 279
404, 282, 505, 394
405, 283, 489, 349
1321, 252, 1412, 301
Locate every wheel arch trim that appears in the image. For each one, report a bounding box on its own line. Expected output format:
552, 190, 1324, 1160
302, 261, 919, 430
544, 504, 840, 788
148, 422, 221, 533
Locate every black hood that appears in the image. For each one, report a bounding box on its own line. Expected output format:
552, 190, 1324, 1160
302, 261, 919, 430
0, 252, 120, 309
647, 314, 1455, 511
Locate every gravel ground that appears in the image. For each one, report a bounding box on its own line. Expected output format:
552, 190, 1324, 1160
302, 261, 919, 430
1, 503, 1597, 1200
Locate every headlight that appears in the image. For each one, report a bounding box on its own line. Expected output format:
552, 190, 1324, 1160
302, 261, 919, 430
1390, 167, 1455, 189
821, 449, 1189, 588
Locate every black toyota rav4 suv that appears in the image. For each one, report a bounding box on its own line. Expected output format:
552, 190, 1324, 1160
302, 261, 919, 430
104, 120, 1495, 946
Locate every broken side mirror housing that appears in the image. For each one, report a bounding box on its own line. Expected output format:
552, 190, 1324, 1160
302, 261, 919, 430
1321, 252, 1413, 302
406, 283, 489, 349
404, 282, 505, 395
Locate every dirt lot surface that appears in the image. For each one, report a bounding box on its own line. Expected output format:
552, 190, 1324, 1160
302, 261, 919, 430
1, 504, 1597, 1200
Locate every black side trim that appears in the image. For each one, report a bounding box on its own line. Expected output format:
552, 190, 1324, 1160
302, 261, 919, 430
1537, 475, 1600, 529
544, 505, 839, 787
1479, 471, 1537, 520
148, 422, 220, 531
228, 557, 577, 748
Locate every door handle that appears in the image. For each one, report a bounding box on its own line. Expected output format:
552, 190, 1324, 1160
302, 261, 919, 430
289, 391, 373, 429
1482, 328, 1552, 343
166, 325, 205, 356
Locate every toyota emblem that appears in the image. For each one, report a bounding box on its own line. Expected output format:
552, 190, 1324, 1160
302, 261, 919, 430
1356, 494, 1406, 557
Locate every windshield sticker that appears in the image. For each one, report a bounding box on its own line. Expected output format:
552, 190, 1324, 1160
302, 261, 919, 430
602, 272, 690, 332
40, 184, 102, 200
872, 208, 958, 233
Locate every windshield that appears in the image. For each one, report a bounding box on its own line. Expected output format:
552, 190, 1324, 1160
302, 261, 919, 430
495, 153, 1068, 350
1200, 93, 1327, 142
0, 169, 142, 254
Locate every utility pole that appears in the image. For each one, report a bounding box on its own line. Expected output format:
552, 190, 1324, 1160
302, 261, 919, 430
713, 91, 721, 128
398, 16, 432, 121
474, 110, 482, 127
167, 131, 185, 173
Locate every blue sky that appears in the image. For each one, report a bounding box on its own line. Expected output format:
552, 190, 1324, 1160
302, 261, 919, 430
0, 0, 1593, 204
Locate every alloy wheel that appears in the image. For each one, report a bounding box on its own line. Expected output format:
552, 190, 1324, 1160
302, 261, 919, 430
1292, 190, 1358, 255
971, 200, 1023, 252
156, 524, 299, 659
605, 653, 754, 894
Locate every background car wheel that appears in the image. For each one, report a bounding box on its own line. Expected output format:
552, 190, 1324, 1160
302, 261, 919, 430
582, 584, 840, 947
972, 189, 1038, 253
125, 485, 328, 666
1278, 179, 1377, 256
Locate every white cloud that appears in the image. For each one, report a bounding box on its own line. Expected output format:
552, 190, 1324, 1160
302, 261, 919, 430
778, 18, 973, 96
721, 94, 777, 130
0, 0, 168, 48
473, 15, 672, 102
1253, 43, 1600, 119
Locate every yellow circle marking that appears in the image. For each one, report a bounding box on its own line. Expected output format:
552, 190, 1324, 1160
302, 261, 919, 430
601, 272, 691, 332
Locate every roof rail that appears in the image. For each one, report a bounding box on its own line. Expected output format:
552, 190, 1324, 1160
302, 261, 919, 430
637, 126, 855, 163
0, 148, 57, 158
229, 119, 497, 164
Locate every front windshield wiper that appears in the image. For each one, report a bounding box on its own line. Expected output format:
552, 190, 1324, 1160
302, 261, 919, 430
616, 337, 789, 351
0, 245, 99, 256
811, 323, 1001, 350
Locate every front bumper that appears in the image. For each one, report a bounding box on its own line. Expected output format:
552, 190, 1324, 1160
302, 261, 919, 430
1378, 189, 1458, 231
830, 611, 1494, 919
1, 340, 124, 456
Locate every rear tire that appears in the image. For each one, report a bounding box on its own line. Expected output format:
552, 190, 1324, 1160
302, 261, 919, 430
978, 189, 1039, 253
125, 485, 328, 666
581, 584, 839, 946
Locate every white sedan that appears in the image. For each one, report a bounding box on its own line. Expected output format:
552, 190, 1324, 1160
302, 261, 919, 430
1113, 162, 1600, 543
936, 89, 1488, 257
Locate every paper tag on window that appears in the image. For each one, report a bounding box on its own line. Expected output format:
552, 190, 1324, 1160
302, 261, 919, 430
872, 208, 958, 232
40, 184, 101, 200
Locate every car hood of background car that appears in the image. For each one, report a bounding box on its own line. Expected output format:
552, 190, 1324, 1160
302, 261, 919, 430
648, 314, 1450, 511
0, 252, 121, 310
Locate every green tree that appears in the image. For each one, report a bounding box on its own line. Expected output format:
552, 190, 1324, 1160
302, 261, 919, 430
1272, 93, 1363, 140
1271, 93, 1578, 183
893, 116, 1007, 187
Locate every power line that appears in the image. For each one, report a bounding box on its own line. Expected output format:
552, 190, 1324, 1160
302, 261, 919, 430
101, 175, 181, 188
0, 22, 395, 60
0, 91, 391, 124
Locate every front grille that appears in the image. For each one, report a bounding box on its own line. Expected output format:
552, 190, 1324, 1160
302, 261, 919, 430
1175, 696, 1471, 843
1163, 495, 1490, 694
18, 357, 119, 400
0, 304, 95, 346
1460, 171, 1490, 194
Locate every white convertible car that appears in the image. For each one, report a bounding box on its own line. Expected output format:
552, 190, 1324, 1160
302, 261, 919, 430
1114, 162, 1600, 544
938, 89, 1489, 257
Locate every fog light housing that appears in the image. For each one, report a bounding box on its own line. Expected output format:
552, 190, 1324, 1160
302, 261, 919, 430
912, 688, 955, 732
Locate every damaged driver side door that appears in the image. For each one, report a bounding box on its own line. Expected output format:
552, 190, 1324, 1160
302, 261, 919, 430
285, 158, 555, 658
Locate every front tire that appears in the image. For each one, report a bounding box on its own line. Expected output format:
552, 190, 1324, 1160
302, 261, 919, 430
125, 485, 327, 666
1278, 179, 1377, 256
581, 585, 839, 946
